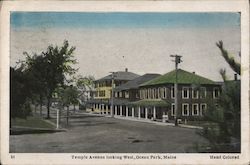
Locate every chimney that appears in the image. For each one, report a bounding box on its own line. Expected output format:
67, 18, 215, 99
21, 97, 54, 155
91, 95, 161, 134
125, 68, 128, 72
234, 74, 237, 81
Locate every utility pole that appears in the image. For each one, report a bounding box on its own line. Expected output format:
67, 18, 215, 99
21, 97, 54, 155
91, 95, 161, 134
170, 55, 182, 126
110, 72, 116, 118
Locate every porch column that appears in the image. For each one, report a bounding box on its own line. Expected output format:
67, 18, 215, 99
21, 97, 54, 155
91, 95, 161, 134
102, 105, 104, 114
106, 105, 109, 114
126, 106, 128, 117
132, 107, 135, 118
145, 107, 148, 119
120, 105, 123, 116
138, 106, 141, 119
153, 106, 156, 119
114, 105, 117, 116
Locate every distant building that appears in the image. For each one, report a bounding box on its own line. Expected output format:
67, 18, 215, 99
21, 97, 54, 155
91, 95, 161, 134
88, 68, 140, 113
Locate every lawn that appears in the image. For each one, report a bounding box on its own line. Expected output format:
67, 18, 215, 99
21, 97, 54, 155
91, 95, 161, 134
185, 120, 218, 127
11, 116, 55, 129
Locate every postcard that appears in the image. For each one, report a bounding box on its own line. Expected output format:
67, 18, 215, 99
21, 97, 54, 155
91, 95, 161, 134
0, 0, 249, 164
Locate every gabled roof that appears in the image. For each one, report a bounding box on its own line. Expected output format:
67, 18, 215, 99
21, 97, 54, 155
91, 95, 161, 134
140, 69, 215, 86
114, 73, 161, 91
96, 71, 140, 82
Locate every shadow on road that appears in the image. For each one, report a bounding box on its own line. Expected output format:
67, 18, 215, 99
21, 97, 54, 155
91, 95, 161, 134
10, 129, 65, 135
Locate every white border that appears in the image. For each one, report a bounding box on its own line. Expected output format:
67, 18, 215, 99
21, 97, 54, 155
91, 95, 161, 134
0, 0, 249, 165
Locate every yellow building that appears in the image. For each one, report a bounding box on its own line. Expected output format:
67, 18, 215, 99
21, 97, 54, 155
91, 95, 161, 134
90, 68, 139, 113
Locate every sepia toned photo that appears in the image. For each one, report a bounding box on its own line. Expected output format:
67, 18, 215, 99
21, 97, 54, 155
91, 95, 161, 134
1, 1, 249, 165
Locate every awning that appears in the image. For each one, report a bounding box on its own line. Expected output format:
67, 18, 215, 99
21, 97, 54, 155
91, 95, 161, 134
126, 99, 170, 107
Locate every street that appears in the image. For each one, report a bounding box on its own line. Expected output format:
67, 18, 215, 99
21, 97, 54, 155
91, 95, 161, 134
10, 112, 207, 153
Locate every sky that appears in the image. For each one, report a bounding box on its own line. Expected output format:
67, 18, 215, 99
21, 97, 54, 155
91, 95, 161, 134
10, 12, 241, 81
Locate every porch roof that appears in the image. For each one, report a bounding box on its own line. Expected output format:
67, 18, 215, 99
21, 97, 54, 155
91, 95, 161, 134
126, 99, 170, 107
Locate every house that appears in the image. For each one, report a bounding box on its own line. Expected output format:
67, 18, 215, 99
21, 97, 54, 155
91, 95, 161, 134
136, 69, 221, 121
88, 68, 140, 113
111, 73, 161, 117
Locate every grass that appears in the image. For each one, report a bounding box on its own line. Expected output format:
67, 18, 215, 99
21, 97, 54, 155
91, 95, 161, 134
11, 116, 55, 129
185, 120, 217, 127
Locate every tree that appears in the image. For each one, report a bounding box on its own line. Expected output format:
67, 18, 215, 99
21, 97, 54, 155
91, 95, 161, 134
10, 66, 32, 120
59, 85, 79, 125
194, 41, 241, 153
23, 40, 77, 118
75, 75, 95, 105
216, 40, 240, 75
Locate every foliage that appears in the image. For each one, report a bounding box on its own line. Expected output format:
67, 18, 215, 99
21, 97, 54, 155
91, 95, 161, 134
23, 40, 77, 118
10, 66, 32, 119
216, 40, 240, 75
194, 41, 241, 153
75, 75, 95, 105
59, 85, 79, 107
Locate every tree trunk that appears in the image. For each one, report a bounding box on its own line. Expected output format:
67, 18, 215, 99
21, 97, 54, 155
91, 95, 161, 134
74, 104, 76, 113
47, 97, 51, 119
66, 106, 69, 125
39, 94, 43, 116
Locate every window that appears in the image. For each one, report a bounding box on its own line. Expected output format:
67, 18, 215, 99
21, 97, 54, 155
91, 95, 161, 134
159, 87, 163, 98
213, 87, 220, 98
148, 89, 151, 99
136, 92, 139, 99
154, 88, 158, 99
115, 92, 118, 98
171, 87, 175, 98
200, 103, 207, 116
119, 91, 123, 98
192, 104, 199, 116
192, 89, 199, 99
163, 87, 167, 99
182, 87, 189, 99
151, 88, 154, 99
125, 91, 129, 98
200, 87, 206, 98
171, 103, 175, 116
182, 104, 189, 116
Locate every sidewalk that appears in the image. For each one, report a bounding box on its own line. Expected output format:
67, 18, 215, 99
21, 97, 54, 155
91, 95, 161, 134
76, 111, 203, 129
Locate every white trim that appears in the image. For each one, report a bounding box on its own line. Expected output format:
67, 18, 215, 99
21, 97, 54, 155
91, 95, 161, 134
171, 86, 175, 99
182, 103, 189, 116
171, 103, 175, 116
200, 103, 207, 116
213, 87, 220, 98
182, 87, 189, 99
163, 87, 167, 99
125, 91, 129, 98
200, 87, 207, 99
192, 103, 199, 116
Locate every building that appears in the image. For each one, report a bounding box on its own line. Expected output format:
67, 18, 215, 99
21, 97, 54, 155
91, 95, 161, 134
88, 68, 221, 123
112, 73, 161, 117
88, 68, 140, 113
137, 69, 221, 121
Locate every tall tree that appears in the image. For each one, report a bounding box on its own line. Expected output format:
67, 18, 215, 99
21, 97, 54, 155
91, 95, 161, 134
23, 40, 77, 118
216, 40, 240, 75
194, 41, 241, 153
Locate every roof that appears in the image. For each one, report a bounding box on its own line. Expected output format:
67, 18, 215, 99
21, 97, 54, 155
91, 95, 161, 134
114, 73, 161, 91
140, 69, 215, 86
126, 99, 170, 107
112, 98, 129, 105
96, 71, 140, 82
